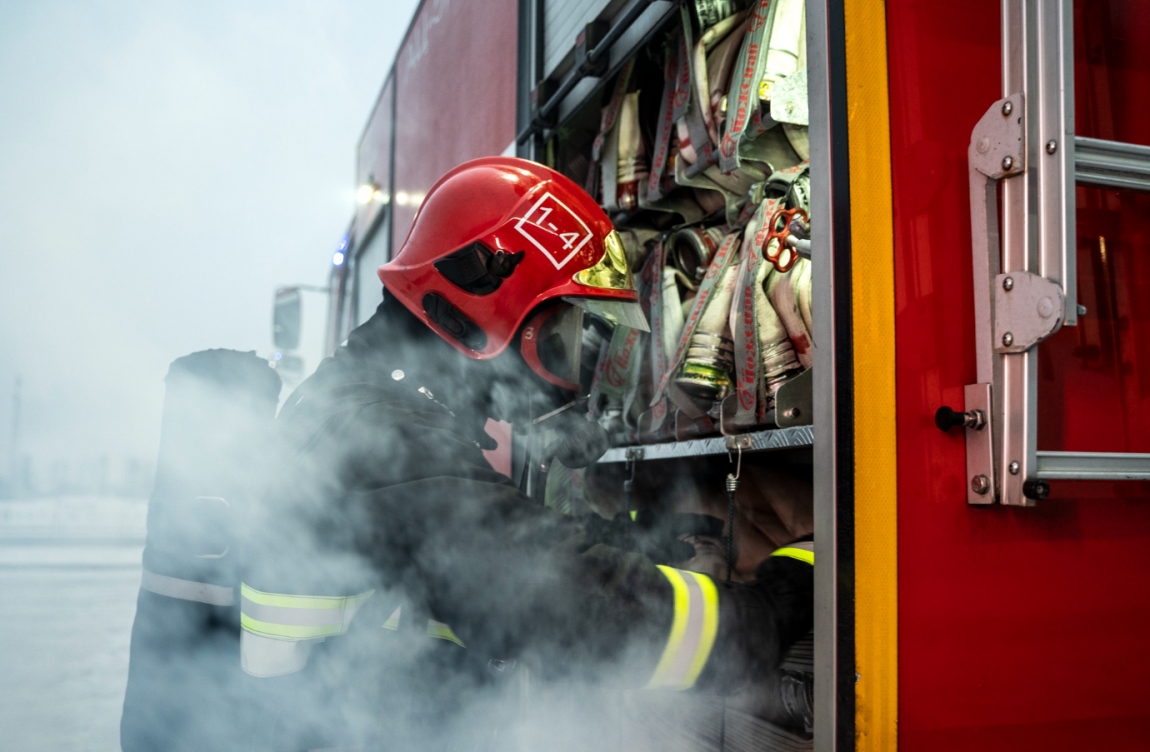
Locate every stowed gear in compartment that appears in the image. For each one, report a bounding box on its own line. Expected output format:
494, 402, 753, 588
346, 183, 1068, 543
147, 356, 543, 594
554, 0, 814, 445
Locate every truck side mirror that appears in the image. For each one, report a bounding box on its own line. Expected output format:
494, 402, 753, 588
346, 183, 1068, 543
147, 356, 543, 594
273, 287, 302, 350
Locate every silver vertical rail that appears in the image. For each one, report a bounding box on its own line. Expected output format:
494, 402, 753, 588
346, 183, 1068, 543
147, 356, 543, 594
1034, 0, 1076, 325
808, 0, 843, 747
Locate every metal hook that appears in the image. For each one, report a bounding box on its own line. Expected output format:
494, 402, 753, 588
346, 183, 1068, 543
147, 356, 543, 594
725, 444, 743, 481
623, 448, 642, 517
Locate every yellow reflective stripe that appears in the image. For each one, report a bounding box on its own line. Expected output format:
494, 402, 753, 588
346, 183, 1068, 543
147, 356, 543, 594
240, 613, 346, 640
382, 606, 402, 631
646, 566, 719, 690
427, 620, 466, 648
240, 583, 371, 610
630, 510, 638, 521
770, 546, 815, 566
239, 583, 374, 641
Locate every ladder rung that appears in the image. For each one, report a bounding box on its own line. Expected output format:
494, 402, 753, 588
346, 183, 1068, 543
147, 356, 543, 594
1036, 450, 1150, 480
1075, 136, 1150, 192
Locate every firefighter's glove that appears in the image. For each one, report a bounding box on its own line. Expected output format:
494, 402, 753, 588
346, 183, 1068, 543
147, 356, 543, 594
541, 417, 610, 469
577, 510, 716, 564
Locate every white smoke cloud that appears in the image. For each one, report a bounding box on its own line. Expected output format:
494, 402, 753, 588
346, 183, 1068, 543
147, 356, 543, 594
0, 0, 417, 491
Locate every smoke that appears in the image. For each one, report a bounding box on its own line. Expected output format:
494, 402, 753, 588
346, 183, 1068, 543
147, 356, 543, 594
116, 297, 813, 752
0, 0, 417, 495
118, 322, 662, 751
0, 5, 815, 749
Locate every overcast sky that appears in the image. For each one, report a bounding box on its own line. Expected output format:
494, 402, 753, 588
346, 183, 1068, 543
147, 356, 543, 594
0, 0, 419, 484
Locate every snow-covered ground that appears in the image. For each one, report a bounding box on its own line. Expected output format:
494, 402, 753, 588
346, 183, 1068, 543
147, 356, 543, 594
0, 496, 147, 542
0, 496, 146, 751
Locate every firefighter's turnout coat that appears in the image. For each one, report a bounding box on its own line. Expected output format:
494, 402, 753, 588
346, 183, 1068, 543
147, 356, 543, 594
238, 305, 813, 750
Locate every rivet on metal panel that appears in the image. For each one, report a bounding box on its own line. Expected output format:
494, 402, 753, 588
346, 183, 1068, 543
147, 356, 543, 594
1002, 155, 1014, 171
1001, 100, 1013, 116
1009, 460, 1020, 475
783, 407, 801, 419
1003, 276, 1014, 291
1077, 304, 1088, 316
971, 475, 991, 495
1045, 139, 1058, 155
724, 434, 753, 451
1002, 332, 1014, 347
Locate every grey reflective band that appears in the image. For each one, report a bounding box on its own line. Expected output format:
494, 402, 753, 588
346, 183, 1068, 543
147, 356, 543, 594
141, 570, 235, 606
647, 566, 719, 690
240, 630, 316, 678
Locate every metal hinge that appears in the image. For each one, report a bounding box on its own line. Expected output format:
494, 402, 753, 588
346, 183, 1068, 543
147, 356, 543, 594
993, 271, 1064, 353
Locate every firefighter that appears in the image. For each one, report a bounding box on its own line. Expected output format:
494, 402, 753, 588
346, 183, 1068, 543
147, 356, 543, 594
240, 157, 813, 750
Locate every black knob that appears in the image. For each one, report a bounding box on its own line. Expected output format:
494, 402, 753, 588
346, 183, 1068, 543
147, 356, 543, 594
935, 406, 986, 432
1022, 479, 1050, 501
935, 406, 965, 432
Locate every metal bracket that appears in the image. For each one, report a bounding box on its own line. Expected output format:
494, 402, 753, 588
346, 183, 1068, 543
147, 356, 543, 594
963, 384, 995, 505
725, 434, 754, 451
966, 94, 1030, 506
970, 94, 1026, 182
624, 447, 645, 463
776, 368, 814, 428
993, 271, 1065, 353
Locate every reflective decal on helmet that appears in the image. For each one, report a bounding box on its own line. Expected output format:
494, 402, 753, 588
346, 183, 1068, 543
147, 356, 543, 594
573, 230, 635, 292
514, 192, 594, 269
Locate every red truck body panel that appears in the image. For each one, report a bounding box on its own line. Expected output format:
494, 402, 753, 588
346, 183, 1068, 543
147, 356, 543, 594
888, 0, 1150, 748
391, 0, 519, 255
356, 75, 394, 248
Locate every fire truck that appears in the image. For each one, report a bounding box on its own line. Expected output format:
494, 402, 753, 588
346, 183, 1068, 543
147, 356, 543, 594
285, 0, 1150, 748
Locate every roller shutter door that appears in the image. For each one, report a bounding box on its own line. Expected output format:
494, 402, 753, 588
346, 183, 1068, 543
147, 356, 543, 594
543, 0, 614, 79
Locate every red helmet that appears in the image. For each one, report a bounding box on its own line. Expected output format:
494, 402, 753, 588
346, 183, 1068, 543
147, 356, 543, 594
378, 157, 648, 390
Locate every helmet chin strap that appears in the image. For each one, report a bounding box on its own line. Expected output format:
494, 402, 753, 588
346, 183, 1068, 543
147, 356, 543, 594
532, 396, 589, 425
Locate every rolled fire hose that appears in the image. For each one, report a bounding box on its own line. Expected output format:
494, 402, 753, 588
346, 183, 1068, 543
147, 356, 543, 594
669, 225, 726, 283
693, 11, 748, 148
706, 17, 748, 136
676, 261, 741, 403
694, 0, 743, 30
662, 267, 687, 359
754, 249, 804, 401
616, 91, 648, 211
766, 258, 814, 369
758, 0, 806, 103
795, 256, 813, 337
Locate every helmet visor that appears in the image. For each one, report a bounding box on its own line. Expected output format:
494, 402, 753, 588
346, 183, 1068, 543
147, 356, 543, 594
521, 303, 585, 392
563, 296, 650, 332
